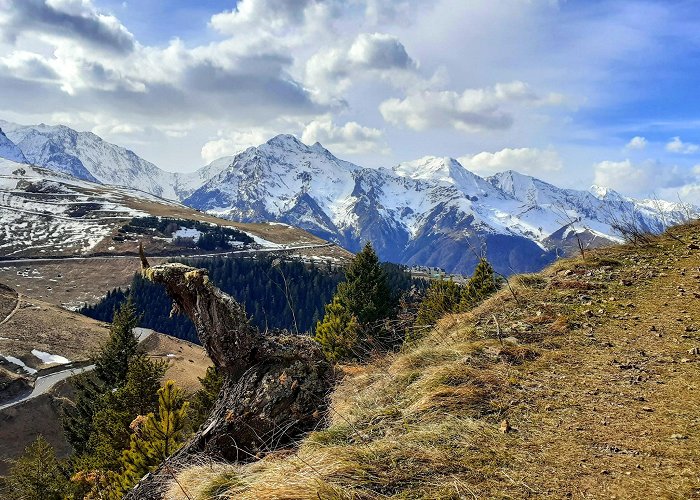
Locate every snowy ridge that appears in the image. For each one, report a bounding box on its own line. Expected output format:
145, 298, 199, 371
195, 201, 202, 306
185, 136, 698, 274
0, 120, 214, 200
0, 158, 149, 256
0, 128, 26, 164
1, 119, 695, 274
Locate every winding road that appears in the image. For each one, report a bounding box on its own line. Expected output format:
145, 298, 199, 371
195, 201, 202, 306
0, 328, 153, 411
0, 242, 336, 265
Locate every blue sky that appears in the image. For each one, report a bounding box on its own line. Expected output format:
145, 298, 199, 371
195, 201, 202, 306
1, 0, 700, 202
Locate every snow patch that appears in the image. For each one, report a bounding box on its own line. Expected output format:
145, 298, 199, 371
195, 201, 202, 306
3, 355, 37, 374
31, 349, 71, 365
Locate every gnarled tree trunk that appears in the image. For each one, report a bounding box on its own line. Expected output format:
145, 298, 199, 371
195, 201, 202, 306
125, 255, 334, 499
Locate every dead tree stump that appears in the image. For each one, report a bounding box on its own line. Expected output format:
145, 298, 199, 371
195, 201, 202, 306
125, 255, 334, 498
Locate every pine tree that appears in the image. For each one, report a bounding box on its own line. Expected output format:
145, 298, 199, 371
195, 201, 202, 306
5, 436, 68, 500
313, 297, 360, 361
460, 258, 502, 310
63, 373, 102, 455
335, 242, 392, 326
64, 296, 143, 455
314, 242, 394, 360
95, 295, 141, 388
117, 381, 191, 493
84, 356, 167, 471
412, 279, 463, 340
190, 366, 223, 429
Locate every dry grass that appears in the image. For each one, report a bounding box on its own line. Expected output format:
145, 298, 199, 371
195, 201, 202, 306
167, 221, 700, 499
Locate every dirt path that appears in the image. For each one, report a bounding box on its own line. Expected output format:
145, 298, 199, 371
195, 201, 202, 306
496, 239, 700, 497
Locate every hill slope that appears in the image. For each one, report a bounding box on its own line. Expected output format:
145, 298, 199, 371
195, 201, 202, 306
169, 221, 700, 499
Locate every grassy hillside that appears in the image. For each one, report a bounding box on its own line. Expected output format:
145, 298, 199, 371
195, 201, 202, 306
167, 221, 700, 499
0, 330, 211, 475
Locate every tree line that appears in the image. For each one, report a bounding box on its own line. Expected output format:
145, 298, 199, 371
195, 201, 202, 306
81, 255, 421, 342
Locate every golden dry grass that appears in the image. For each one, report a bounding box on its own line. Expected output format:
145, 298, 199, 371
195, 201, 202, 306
166, 221, 700, 499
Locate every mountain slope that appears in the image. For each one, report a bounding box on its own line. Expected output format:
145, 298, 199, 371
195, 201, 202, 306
2, 121, 694, 275
0, 121, 202, 200
185, 136, 695, 274
0, 156, 346, 262
168, 221, 700, 499
0, 129, 26, 164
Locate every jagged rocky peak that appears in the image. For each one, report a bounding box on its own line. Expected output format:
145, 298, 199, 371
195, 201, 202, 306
0, 128, 26, 164
261, 134, 308, 152
394, 156, 505, 200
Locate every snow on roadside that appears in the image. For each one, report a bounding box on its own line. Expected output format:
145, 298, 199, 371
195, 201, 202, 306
31, 349, 71, 365
3, 355, 37, 374
249, 233, 284, 249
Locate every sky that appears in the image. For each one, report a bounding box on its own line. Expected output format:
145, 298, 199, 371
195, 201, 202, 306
2, 0, 700, 203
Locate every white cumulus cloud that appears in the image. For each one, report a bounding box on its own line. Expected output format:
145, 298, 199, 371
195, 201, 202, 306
201, 128, 277, 163
379, 81, 563, 133
302, 117, 389, 155
459, 147, 563, 176
666, 136, 699, 154
625, 136, 647, 150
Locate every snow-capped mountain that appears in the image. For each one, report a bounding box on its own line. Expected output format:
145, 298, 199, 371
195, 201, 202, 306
0, 120, 209, 200
0, 128, 26, 164
184, 135, 696, 274
2, 120, 694, 274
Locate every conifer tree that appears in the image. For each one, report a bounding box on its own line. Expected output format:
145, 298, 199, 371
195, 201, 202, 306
64, 295, 142, 455
5, 436, 68, 500
117, 381, 190, 493
412, 279, 463, 340
336, 242, 392, 325
313, 297, 360, 361
95, 295, 141, 388
460, 258, 502, 310
84, 356, 167, 471
190, 366, 223, 429
315, 242, 393, 360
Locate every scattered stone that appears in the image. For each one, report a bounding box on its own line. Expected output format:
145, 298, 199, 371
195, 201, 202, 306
500, 419, 512, 434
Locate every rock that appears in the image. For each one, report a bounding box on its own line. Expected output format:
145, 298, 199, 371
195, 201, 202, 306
620, 279, 633, 286
642, 406, 654, 412
649, 325, 657, 332
688, 243, 700, 250
671, 434, 688, 440
500, 419, 512, 434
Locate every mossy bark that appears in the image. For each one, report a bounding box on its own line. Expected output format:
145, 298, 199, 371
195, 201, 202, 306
125, 261, 334, 499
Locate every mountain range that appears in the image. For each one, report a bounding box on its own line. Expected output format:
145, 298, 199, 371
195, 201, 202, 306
0, 120, 695, 274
